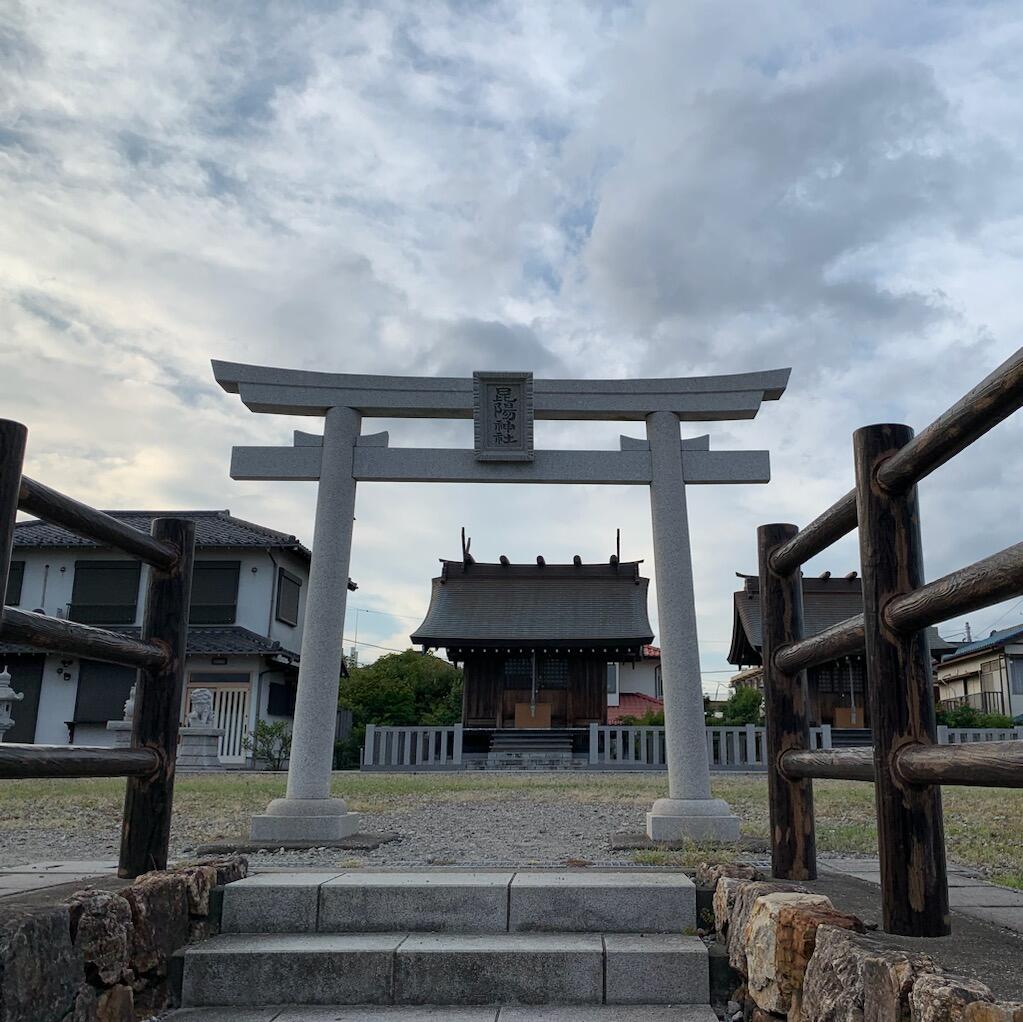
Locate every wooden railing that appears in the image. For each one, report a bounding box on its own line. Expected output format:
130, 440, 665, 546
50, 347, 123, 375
758, 347, 1023, 937
0, 419, 195, 878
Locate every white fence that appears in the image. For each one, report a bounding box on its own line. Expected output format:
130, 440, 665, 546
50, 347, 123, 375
361, 723, 1023, 770
362, 724, 462, 769
937, 725, 1023, 744
588, 724, 832, 770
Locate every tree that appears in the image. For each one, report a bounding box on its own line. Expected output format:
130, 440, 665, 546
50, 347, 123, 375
335, 649, 463, 768
717, 687, 764, 725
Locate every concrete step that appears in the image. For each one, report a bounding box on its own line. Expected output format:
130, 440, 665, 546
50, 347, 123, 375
221, 871, 696, 934
165, 1005, 719, 1021
179, 932, 709, 1007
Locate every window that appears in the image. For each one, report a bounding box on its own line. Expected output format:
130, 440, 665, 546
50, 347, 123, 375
74, 660, 137, 723
189, 561, 240, 624
275, 569, 302, 626
502, 657, 532, 687
5, 560, 24, 605
606, 663, 619, 695
1011, 661, 1023, 696
538, 658, 569, 689
654, 665, 663, 700
70, 561, 141, 624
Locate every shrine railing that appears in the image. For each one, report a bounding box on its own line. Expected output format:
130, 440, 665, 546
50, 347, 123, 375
0, 419, 195, 878
757, 347, 1023, 938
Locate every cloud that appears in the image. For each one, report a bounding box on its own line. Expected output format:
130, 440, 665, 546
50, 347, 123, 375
2, 0, 1023, 676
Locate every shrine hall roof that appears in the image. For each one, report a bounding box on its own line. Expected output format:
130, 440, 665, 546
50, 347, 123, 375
410, 559, 654, 652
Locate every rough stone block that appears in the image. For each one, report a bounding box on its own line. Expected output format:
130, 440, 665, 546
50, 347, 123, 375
801, 926, 941, 1022
95, 984, 134, 1022
965, 1004, 1023, 1022
603, 933, 710, 1005
393, 933, 604, 1005
222, 873, 341, 933
119, 872, 190, 980
744, 892, 834, 1013
208, 856, 248, 889
181, 933, 402, 1006
509, 872, 696, 933
696, 863, 764, 888
714, 876, 745, 936
0, 904, 82, 1022
910, 973, 994, 1022
61, 984, 97, 1022
726, 881, 805, 973
67, 890, 133, 987
320, 872, 512, 933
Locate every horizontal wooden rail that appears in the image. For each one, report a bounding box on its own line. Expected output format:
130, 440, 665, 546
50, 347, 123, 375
781, 740, 1023, 788
877, 346, 1023, 495
770, 346, 1023, 575
0, 606, 167, 670
18, 476, 179, 571
770, 491, 857, 575
774, 613, 865, 674
887, 540, 1023, 634
0, 744, 160, 779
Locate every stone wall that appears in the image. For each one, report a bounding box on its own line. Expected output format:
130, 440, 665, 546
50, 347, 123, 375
699, 863, 1023, 1022
0, 857, 246, 1022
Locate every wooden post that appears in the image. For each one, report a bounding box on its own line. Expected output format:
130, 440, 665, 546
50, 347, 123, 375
854, 424, 950, 937
0, 421, 28, 606
759, 523, 817, 880
118, 518, 195, 878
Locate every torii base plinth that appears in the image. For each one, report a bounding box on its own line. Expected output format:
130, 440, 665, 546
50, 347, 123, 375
646, 798, 741, 842
250, 798, 361, 842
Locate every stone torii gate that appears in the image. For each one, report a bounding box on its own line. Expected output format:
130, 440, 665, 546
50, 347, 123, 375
213, 361, 790, 843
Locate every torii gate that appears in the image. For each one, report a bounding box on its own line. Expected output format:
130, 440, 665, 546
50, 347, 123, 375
213, 361, 790, 843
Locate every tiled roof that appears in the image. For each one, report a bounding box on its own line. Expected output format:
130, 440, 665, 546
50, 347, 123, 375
608, 692, 664, 724
13, 510, 310, 558
729, 572, 954, 665
941, 623, 1023, 663
411, 560, 654, 650
0, 625, 299, 661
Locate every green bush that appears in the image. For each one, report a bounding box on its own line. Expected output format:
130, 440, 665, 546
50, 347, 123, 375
243, 719, 292, 771
935, 704, 1013, 729
712, 687, 764, 726
617, 709, 665, 726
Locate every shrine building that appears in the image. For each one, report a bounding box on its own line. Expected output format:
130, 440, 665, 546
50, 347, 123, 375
410, 552, 656, 731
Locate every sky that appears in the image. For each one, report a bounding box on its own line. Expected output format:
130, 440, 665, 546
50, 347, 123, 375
3, 0, 1023, 693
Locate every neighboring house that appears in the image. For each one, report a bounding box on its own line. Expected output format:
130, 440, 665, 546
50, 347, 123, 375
728, 571, 955, 729
607, 645, 663, 723
410, 554, 655, 728
1, 510, 356, 765
934, 624, 1023, 721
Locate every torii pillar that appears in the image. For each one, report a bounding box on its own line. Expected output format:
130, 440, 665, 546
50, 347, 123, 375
213, 361, 789, 844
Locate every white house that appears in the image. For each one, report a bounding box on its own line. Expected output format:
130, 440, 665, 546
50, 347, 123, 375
934, 624, 1023, 722
606, 644, 663, 723
1, 510, 355, 765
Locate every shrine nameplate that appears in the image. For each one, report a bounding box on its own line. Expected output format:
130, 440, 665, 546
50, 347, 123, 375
473, 371, 534, 461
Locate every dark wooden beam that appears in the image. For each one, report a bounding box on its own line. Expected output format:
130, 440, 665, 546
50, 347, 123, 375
759, 523, 817, 880
770, 490, 857, 576
118, 517, 195, 878
0, 744, 158, 779
774, 613, 866, 674
855, 423, 950, 937
0, 421, 28, 613
781, 747, 876, 782
0, 606, 167, 670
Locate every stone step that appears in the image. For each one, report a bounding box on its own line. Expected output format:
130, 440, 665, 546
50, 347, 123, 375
179, 932, 709, 1007
165, 1005, 719, 1021
221, 871, 696, 935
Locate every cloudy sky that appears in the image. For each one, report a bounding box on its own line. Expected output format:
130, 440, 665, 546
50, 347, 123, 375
3, 0, 1023, 690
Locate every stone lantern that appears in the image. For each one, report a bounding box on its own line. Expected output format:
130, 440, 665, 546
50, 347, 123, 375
0, 665, 24, 742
